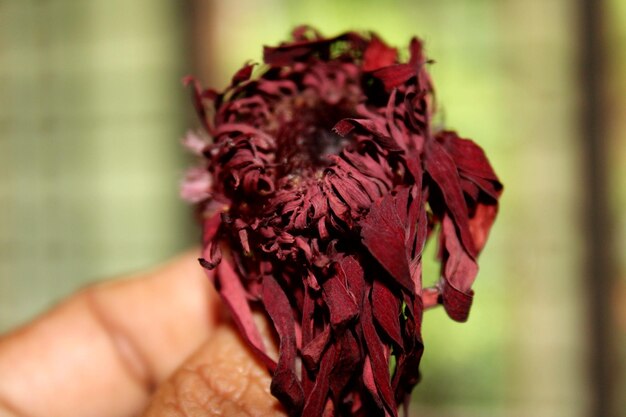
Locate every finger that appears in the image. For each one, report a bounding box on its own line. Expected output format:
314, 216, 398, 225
142, 322, 286, 417
0, 250, 221, 417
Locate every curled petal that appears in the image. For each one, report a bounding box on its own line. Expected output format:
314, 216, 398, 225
184, 28, 501, 417
439, 215, 477, 322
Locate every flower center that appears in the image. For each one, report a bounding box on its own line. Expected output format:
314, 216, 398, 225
274, 95, 353, 177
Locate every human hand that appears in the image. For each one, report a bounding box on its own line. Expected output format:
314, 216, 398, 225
0, 250, 286, 417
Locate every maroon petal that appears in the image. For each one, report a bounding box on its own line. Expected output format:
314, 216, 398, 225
436, 131, 500, 183
231, 62, 256, 86
337, 255, 366, 310
324, 170, 372, 215
263, 275, 305, 412
302, 344, 337, 417
200, 210, 225, 268
361, 286, 398, 417
468, 203, 499, 252
214, 257, 276, 371
329, 330, 361, 399
440, 277, 474, 323
392, 348, 423, 404
425, 140, 477, 258
360, 188, 415, 293
372, 280, 403, 349
363, 34, 398, 72
363, 355, 383, 409
334, 118, 403, 152
302, 327, 331, 370
441, 215, 478, 293
439, 215, 477, 322
301, 285, 318, 395
321, 271, 359, 328
370, 64, 416, 91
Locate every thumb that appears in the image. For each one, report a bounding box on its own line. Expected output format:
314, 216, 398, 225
142, 322, 287, 417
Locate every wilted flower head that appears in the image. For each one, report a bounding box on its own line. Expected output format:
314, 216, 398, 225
182, 26, 502, 417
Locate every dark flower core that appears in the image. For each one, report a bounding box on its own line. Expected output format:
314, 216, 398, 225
273, 92, 356, 176
183, 26, 502, 417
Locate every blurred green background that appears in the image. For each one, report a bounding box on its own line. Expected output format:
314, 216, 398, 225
0, 1, 624, 416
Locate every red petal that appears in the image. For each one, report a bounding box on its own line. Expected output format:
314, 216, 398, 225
362, 287, 398, 417
329, 330, 361, 399
371, 280, 403, 349
324, 169, 372, 214
360, 188, 415, 293
363, 356, 383, 409
440, 277, 474, 323
214, 257, 276, 371
363, 34, 398, 72
437, 131, 500, 182
199, 210, 225, 268
392, 348, 423, 403
468, 203, 499, 252
301, 285, 317, 395
442, 215, 478, 293
439, 215, 477, 322
425, 140, 477, 257
333, 118, 403, 152
337, 255, 365, 309
408, 37, 425, 67
370, 64, 416, 91
231, 63, 256, 86
321, 271, 359, 327
302, 344, 337, 417
262, 275, 304, 412
302, 327, 331, 370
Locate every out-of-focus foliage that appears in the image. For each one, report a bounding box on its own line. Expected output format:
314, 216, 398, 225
0, 0, 195, 330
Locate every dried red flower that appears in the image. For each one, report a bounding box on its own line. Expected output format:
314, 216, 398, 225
182, 26, 502, 417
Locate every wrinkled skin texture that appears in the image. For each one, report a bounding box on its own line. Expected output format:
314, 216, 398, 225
184, 26, 502, 417
0, 251, 286, 417
143, 326, 282, 417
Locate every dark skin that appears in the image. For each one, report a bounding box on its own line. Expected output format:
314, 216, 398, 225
0, 250, 287, 417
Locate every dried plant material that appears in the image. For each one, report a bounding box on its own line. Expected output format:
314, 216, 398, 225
182, 26, 502, 417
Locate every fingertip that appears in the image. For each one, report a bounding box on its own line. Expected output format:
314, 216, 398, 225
142, 325, 286, 417
0, 249, 225, 417
86, 248, 222, 382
